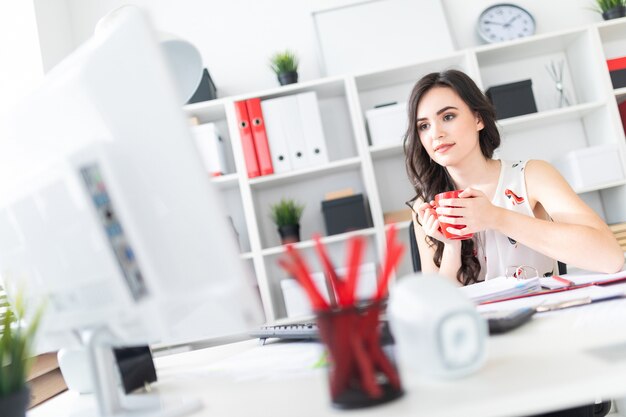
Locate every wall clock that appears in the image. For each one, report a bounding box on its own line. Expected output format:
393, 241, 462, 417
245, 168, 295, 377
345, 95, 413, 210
477, 4, 536, 44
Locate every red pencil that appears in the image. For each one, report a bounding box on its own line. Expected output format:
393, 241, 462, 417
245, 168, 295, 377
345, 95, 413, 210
312, 234, 346, 305
374, 224, 404, 301
344, 236, 365, 306
281, 245, 329, 310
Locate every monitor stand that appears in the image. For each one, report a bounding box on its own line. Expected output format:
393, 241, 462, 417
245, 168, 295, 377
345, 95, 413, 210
71, 327, 202, 417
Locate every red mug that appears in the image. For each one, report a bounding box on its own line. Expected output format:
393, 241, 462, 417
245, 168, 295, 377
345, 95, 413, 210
433, 190, 473, 241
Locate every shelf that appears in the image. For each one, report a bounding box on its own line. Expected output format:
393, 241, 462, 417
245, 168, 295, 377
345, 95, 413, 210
211, 173, 239, 189
474, 28, 586, 65
354, 52, 468, 91
385, 220, 412, 231
260, 227, 378, 257
497, 101, 605, 134
176, 20, 626, 322
575, 179, 626, 195
614, 87, 626, 102
183, 98, 228, 121
597, 16, 626, 38
249, 157, 361, 190
369, 143, 404, 159
230, 76, 348, 102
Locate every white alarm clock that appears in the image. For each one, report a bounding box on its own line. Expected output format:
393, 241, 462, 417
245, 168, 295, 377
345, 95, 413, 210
477, 3, 536, 44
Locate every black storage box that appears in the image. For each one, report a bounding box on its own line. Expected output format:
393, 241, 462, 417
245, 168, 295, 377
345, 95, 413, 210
607, 57, 626, 89
322, 194, 372, 236
186, 68, 217, 104
610, 69, 626, 89
486, 79, 537, 120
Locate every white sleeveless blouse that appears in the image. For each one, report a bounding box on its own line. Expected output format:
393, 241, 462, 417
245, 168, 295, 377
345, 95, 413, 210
476, 160, 556, 281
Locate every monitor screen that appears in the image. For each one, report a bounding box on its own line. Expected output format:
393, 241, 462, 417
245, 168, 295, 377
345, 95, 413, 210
0, 7, 262, 352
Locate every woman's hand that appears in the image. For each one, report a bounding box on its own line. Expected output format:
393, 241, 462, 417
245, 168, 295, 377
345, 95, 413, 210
416, 201, 460, 246
435, 188, 503, 237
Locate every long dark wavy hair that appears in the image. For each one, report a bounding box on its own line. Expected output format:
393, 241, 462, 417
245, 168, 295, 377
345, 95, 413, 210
404, 69, 500, 285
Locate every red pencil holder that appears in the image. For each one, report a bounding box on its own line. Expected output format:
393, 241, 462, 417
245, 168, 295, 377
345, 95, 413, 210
315, 302, 403, 409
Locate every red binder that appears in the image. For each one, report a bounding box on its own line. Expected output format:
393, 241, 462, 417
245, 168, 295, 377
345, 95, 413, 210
245, 98, 274, 176
234, 101, 260, 178
607, 56, 626, 71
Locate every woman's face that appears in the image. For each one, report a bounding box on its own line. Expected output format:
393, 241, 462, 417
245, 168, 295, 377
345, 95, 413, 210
416, 86, 484, 167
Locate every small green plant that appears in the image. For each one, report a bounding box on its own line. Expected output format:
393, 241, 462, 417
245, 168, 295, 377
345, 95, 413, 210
594, 0, 624, 12
269, 50, 299, 74
0, 290, 44, 397
270, 198, 304, 227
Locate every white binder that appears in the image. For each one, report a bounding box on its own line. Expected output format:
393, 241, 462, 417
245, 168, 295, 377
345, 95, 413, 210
279, 95, 310, 170
298, 91, 329, 167
261, 98, 293, 174
190, 123, 227, 176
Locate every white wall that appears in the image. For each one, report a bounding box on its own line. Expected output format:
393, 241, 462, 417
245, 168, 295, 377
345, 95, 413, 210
0, 1, 45, 121
33, 0, 75, 72
61, 0, 328, 97
39, 0, 605, 97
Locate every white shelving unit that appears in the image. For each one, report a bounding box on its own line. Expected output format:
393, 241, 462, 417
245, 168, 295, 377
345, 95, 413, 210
184, 18, 626, 322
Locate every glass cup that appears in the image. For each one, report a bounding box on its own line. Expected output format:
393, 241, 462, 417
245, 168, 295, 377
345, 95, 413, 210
433, 190, 473, 240
315, 302, 403, 409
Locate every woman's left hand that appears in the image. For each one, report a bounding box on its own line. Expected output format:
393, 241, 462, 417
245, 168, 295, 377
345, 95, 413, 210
435, 187, 502, 237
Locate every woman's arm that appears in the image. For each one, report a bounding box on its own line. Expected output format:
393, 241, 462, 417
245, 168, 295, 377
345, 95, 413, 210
412, 200, 463, 286
440, 160, 624, 273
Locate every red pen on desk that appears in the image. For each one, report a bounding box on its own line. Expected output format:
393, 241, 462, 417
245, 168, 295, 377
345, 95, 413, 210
552, 275, 575, 287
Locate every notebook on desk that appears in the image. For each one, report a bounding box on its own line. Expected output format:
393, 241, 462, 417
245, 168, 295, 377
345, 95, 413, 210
539, 269, 626, 290
455, 268, 626, 306
458, 276, 542, 304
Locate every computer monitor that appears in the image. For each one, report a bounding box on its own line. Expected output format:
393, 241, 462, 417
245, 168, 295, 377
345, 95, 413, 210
0, 7, 262, 417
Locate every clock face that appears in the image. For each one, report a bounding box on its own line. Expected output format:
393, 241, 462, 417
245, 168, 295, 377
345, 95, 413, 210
477, 4, 536, 43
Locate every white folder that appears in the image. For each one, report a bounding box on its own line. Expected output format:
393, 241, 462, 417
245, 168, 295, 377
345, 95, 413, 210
261, 98, 293, 174
190, 123, 227, 176
279, 95, 310, 170
297, 91, 329, 167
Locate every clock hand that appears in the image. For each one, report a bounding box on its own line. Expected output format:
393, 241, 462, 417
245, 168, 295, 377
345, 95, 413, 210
483, 20, 505, 25
504, 14, 522, 27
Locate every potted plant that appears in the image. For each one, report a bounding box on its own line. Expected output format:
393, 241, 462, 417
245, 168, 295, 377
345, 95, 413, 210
269, 50, 299, 86
0, 291, 44, 417
270, 198, 304, 244
594, 0, 626, 20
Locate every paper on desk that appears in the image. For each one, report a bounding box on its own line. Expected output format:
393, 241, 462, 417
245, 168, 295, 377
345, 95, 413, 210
540, 269, 626, 289
197, 342, 325, 382
459, 276, 541, 304
476, 284, 626, 314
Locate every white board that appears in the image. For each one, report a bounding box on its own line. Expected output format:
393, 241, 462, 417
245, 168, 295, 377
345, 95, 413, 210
312, 0, 455, 76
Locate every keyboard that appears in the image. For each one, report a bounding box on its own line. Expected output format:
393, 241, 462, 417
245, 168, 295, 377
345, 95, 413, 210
250, 322, 319, 341
250, 308, 536, 342
250, 320, 395, 344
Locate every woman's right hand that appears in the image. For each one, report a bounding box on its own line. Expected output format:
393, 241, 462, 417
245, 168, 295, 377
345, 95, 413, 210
416, 201, 456, 245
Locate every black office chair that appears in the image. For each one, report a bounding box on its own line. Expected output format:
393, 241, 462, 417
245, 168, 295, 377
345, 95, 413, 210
407, 221, 610, 417
408, 221, 422, 273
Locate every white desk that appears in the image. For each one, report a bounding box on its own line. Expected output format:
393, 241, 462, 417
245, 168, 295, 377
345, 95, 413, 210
30, 295, 626, 417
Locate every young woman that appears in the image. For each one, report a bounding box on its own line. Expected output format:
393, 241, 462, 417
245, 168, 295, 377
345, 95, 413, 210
404, 69, 624, 286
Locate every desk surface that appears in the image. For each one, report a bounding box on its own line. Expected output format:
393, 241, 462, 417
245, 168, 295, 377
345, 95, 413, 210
30, 290, 626, 417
